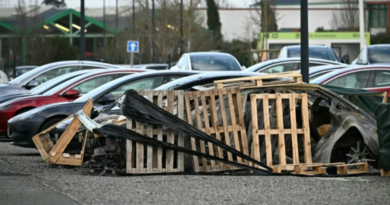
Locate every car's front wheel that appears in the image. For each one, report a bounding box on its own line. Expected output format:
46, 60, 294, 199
41, 117, 65, 142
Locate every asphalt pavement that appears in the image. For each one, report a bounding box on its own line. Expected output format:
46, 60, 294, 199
1, 142, 390, 205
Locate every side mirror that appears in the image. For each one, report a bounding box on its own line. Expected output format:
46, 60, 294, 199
97, 93, 116, 105
62, 89, 80, 97
25, 80, 39, 89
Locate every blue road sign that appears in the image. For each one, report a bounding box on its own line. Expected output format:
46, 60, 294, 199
127, 41, 139, 53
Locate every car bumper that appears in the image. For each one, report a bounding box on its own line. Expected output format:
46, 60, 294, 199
0, 110, 14, 134
7, 122, 36, 148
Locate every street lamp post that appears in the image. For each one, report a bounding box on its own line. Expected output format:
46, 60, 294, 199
359, 0, 365, 49
151, 0, 156, 63
115, 0, 119, 64
180, 0, 183, 55
103, 0, 106, 61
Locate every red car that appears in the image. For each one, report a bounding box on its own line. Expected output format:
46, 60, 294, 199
311, 65, 390, 96
0, 69, 144, 134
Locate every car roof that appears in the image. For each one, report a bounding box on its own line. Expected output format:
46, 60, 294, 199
305, 64, 349, 74
186, 52, 234, 57
154, 71, 264, 90
16, 65, 38, 69
311, 64, 390, 83
367, 44, 390, 48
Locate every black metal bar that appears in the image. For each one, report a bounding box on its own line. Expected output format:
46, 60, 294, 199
13, 55, 16, 79
115, 0, 119, 64
180, 0, 183, 55
300, 0, 309, 83
103, 0, 106, 61
80, 0, 85, 60
151, 0, 156, 63
132, 0, 136, 39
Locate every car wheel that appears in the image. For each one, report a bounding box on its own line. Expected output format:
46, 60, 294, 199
41, 118, 64, 142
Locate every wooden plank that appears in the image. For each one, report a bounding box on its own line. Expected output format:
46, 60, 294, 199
185, 92, 199, 172
301, 94, 312, 164
166, 90, 175, 172
50, 99, 93, 164
218, 88, 232, 169
146, 91, 154, 173
381, 169, 390, 177
227, 89, 241, 163
250, 94, 261, 166
55, 157, 83, 166
262, 94, 273, 167
209, 89, 223, 168
177, 90, 185, 172
276, 93, 286, 165
201, 90, 215, 169
157, 91, 164, 171
136, 121, 144, 172
32, 133, 51, 162
126, 119, 134, 173
194, 91, 208, 171
234, 88, 249, 165
256, 129, 305, 135
289, 93, 299, 164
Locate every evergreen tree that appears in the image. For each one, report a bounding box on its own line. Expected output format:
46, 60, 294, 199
206, 0, 222, 48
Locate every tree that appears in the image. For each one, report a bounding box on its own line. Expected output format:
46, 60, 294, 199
41, 0, 66, 8
331, 0, 359, 31
206, 0, 222, 47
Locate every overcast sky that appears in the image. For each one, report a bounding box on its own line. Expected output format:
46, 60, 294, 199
51, 0, 250, 8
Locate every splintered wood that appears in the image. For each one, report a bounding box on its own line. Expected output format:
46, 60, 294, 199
185, 87, 249, 172
126, 90, 185, 174
250, 93, 312, 171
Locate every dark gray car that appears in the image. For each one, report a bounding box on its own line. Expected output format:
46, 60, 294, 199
0, 61, 121, 97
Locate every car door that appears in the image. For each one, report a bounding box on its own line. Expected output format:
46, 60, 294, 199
58, 73, 126, 102
368, 70, 390, 96
324, 70, 371, 89
260, 62, 298, 74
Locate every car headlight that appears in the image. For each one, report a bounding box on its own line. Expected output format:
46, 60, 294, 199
0, 104, 14, 111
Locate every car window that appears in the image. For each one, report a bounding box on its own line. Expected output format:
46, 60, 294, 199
169, 75, 186, 81
309, 71, 332, 81
374, 70, 390, 87
288, 47, 338, 61
189, 55, 241, 71
108, 76, 164, 100
326, 71, 370, 88
32, 66, 80, 85
368, 47, 390, 64
176, 57, 185, 70
71, 74, 122, 94
81, 66, 105, 70
262, 63, 295, 74
309, 63, 325, 67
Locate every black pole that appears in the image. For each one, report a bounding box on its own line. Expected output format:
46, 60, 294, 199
80, 0, 85, 60
132, 0, 136, 39
151, 0, 156, 63
180, 0, 183, 55
13, 55, 16, 79
300, 0, 309, 83
103, 0, 106, 61
115, 0, 119, 64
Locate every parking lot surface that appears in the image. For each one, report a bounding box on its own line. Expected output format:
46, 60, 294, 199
1, 142, 390, 205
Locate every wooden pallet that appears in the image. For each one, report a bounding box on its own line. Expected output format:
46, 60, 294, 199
381, 169, 390, 177
292, 162, 368, 175
32, 99, 93, 166
184, 87, 249, 172
126, 90, 185, 174
214, 71, 302, 89
250, 93, 312, 170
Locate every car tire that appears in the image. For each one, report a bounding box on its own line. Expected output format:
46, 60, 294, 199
41, 118, 64, 141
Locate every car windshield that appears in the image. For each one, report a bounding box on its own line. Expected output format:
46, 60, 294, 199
288, 47, 338, 62
29, 72, 86, 95
189, 55, 241, 71
368, 47, 390, 64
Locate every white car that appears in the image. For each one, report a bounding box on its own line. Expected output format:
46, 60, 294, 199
352, 44, 390, 65
170, 52, 244, 71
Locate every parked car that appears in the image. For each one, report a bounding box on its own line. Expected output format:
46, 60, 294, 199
311, 65, 390, 95
0, 60, 122, 97
2, 69, 143, 138
170, 52, 243, 71
245, 58, 343, 74
8, 70, 200, 148
15, 65, 38, 78
278, 45, 342, 63
0, 70, 91, 104
352, 44, 390, 65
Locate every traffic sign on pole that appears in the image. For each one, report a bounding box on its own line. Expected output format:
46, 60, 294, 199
127, 41, 139, 53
